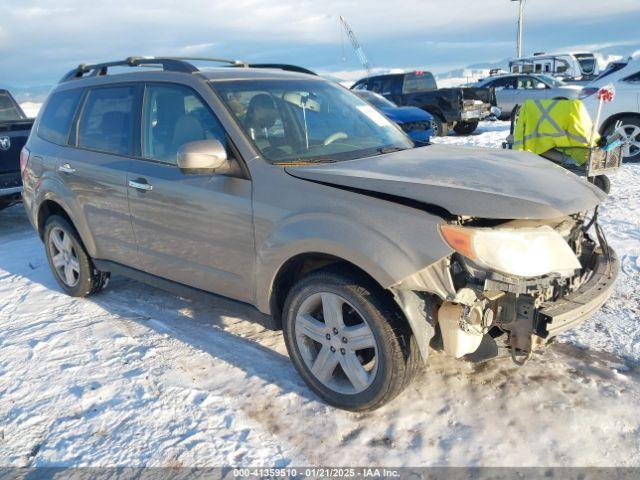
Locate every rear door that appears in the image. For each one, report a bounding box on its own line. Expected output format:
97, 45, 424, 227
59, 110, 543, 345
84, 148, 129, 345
62, 84, 140, 265
126, 82, 254, 302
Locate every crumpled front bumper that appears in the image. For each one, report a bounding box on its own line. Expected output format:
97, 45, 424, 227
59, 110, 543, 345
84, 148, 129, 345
536, 247, 619, 339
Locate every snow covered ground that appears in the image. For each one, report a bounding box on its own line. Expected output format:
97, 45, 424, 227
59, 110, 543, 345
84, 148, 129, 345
1, 121, 639, 467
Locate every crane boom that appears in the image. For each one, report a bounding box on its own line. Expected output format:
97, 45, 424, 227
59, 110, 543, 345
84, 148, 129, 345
339, 15, 372, 76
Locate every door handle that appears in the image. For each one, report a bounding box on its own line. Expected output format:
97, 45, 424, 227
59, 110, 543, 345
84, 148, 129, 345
58, 163, 76, 174
128, 179, 153, 192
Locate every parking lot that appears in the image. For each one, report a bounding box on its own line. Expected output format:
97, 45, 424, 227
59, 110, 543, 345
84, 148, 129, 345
1, 122, 639, 467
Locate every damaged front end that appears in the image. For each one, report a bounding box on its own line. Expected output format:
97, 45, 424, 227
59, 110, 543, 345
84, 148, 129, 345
393, 211, 619, 364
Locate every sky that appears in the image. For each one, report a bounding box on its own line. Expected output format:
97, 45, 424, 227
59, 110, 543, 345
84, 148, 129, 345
1, 0, 640, 96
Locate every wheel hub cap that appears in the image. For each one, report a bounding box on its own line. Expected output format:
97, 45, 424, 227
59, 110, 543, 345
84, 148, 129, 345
615, 124, 640, 158
294, 292, 378, 395
48, 227, 80, 287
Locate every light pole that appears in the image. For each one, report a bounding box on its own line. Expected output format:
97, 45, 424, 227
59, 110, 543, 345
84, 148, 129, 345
511, 0, 525, 58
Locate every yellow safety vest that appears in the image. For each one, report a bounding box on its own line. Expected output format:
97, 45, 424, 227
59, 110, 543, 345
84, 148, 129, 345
513, 99, 598, 165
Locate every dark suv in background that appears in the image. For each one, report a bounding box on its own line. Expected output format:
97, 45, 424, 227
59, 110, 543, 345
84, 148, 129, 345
21, 57, 618, 411
351, 71, 496, 135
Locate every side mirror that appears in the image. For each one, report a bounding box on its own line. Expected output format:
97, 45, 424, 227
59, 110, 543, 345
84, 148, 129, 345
177, 140, 230, 174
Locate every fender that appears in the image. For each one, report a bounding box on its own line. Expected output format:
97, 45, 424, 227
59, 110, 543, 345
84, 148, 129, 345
600, 111, 640, 133
254, 210, 452, 314
34, 173, 99, 257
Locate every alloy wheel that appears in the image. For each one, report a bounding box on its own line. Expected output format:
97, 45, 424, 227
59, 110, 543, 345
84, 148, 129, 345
294, 292, 378, 395
615, 124, 640, 158
48, 227, 80, 287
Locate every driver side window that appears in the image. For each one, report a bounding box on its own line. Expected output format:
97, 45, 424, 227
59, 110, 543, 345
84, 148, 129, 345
142, 84, 228, 164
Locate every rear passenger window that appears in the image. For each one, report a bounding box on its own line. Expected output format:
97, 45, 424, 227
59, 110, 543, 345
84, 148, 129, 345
38, 89, 83, 145
489, 77, 515, 90
77, 86, 136, 156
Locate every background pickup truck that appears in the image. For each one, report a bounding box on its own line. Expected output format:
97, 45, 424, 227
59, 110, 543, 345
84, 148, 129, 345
351, 71, 496, 136
0, 89, 33, 210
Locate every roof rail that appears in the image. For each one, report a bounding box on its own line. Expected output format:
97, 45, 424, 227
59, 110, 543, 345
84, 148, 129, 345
59, 56, 248, 83
244, 64, 317, 76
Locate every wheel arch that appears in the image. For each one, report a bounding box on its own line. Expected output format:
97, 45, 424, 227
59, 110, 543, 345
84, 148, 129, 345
267, 252, 399, 328
36, 196, 97, 256
600, 111, 640, 134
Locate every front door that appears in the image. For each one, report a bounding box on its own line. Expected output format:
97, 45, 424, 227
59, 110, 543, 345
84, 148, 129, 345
126, 83, 255, 303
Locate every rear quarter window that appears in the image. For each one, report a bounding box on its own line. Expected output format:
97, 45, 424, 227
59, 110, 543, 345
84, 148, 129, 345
38, 89, 83, 145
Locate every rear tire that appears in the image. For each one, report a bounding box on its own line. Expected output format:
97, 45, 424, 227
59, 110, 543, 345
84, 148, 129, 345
282, 266, 421, 411
453, 120, 479, 135
44, 215, 109, 297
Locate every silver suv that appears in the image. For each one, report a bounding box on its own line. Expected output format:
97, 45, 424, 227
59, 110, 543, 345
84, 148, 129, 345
21, 57, 619, 411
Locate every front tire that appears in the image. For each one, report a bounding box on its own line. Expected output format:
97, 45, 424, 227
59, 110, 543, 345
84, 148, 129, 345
282, 267, 421, 411
44, 215, 109, 297
605, 116, 640, 162
430, 114, 449, 137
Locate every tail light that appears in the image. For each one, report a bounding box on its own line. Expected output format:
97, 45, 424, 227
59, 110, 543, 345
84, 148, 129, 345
579, 87, 599, 100
20, 147, 30, 176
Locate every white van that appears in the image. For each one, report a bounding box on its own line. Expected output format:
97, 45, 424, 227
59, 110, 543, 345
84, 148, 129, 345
509, 53, 599, 82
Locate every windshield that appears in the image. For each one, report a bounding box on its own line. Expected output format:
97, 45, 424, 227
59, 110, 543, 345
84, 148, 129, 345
353, 90, 397, 109
538, 75, 565, 87
595, 62, 627, 81
212, 79, 413, 164
575, 54, 596, 75
0, 92, 25, 121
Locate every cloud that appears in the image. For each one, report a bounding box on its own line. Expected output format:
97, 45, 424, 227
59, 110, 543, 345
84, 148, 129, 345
0, 0, 639, 88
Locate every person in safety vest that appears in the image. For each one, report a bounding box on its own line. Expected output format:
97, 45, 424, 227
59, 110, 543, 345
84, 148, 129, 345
513, 99, 599, 165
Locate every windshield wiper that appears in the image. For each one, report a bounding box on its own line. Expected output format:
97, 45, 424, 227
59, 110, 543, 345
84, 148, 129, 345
375, 146, 407, 155
273, 158, 338, 166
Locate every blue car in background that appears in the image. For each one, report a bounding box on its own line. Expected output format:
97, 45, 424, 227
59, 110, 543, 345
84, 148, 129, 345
354, 90, 434, 143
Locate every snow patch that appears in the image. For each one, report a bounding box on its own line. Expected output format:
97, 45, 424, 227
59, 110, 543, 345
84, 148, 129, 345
1, 123, 639, 466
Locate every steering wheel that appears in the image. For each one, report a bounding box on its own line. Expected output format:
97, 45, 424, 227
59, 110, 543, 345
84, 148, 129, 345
323, 132, 349, 146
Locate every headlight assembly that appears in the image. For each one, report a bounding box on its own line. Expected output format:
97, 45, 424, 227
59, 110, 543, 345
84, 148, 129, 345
440, 224, 581, 278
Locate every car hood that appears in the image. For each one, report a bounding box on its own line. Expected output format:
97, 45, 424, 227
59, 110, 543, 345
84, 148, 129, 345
285, 144, 606, 219
380, 106, 432, 124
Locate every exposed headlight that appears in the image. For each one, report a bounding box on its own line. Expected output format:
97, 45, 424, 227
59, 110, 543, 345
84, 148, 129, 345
440, 224, 581, 278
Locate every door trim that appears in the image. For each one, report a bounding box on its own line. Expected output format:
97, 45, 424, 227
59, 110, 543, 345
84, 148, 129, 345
94, 259, 278, 329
